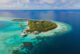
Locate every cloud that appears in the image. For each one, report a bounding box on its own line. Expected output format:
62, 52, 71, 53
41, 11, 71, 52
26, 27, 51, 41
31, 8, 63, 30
0, 0, 13, 4
0, 0, 10, 3
0, 0, 80, 9
40, 0, 55, 4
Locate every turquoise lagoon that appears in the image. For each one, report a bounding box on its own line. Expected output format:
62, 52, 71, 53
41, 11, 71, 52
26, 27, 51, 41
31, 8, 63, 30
0, 19, 72, 54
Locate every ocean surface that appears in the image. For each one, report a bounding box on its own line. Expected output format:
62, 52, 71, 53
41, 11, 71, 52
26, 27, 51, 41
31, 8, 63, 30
0, 10, 80, 54
29, 10, 80, 54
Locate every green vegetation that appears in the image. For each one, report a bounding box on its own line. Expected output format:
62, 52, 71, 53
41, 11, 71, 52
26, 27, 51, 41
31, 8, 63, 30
27, 20, 57, 32
12, 19, 27, 22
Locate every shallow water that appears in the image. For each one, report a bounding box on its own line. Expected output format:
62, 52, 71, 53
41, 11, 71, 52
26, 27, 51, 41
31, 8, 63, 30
0, 20, 71, 54
0, 21, 23, 54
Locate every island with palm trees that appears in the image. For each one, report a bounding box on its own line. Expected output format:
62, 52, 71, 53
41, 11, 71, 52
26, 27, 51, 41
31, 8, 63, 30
21, 20, 57, 37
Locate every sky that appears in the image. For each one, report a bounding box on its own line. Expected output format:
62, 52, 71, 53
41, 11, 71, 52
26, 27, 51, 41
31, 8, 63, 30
0, 0, 80, 9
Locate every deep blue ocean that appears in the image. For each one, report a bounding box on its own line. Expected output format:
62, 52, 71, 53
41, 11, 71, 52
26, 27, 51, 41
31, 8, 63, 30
0, 10, 80, 54
28, 10, 80, 54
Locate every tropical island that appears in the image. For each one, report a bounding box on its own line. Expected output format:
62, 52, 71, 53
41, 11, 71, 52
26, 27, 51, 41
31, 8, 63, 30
12, 18, 28, 22
27, 20, 57, 32
21, 20, 57, 36
11, 19, 71, 54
